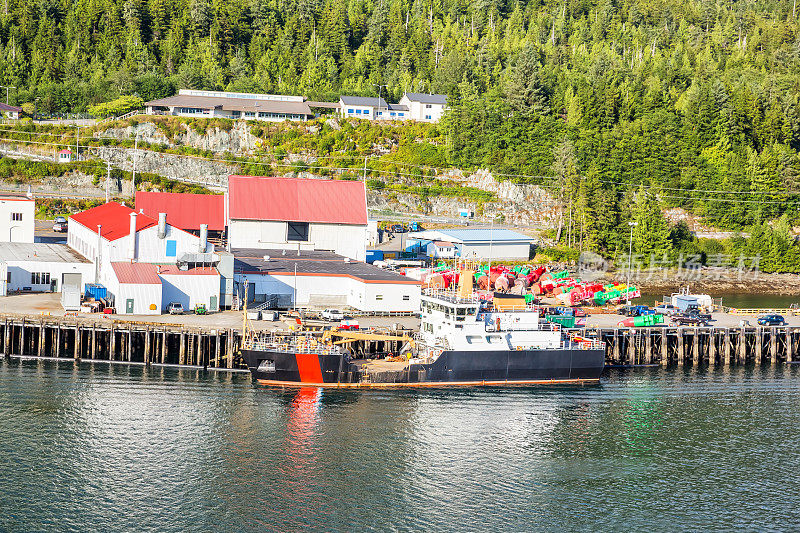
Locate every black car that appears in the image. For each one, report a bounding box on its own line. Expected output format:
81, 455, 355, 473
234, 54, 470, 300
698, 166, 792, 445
757, 314, 786, 326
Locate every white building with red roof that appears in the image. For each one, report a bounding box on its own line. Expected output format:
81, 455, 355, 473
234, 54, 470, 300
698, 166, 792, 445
68, 202, 214, 285
227, 175, 368, 261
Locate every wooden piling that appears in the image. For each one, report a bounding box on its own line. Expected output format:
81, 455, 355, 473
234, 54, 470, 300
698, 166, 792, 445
709, 329, 716, 366
144, 326, 151, 366
3, 318, 9, 355
676, 329, 684, 366
37, 321, 44, 357
660, 328, 668, 366
91, 326, 97, 360
20, 319, 26, 356
770, 329, 777, 363
109, 325, 115, 361
692, 328, 700, 365
787, 329, 793, 363
161, 328, 168, 364
179, 331, 185, 365
73, 325, 80, 360
645, 329, 653, 364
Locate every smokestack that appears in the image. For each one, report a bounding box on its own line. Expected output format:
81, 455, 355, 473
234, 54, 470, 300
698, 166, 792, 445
199, 224, 208, 252
129, 212, 137, 261
158, 213, 167, 239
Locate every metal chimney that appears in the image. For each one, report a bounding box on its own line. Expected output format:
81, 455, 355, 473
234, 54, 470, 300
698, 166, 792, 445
129, 212, 137, 261
158, 213, 167, 239
199, 224, 208, 252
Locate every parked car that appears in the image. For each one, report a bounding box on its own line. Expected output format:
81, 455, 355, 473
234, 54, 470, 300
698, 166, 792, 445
339, 319, 360, 330
671, 313, 710, 326
52, 216, 68, 232
757, 314, 786, 326
167, 302, 184, 315
391, 224, 406, 233
619, 305, 654, 317
322, 309, 345, 321
655, 304, 679, 316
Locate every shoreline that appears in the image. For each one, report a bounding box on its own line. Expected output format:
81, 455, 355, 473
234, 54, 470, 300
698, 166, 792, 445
595, 271, 800, 297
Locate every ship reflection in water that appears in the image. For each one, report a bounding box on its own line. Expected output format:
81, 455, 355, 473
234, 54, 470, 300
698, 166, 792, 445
2, 362, 800, 532
286, 387, 322, 447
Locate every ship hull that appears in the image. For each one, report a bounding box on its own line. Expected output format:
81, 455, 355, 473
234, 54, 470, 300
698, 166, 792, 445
239, 348, 605, 388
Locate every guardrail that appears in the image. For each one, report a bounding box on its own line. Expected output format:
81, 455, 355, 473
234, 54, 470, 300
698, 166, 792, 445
729, 308, 800, 316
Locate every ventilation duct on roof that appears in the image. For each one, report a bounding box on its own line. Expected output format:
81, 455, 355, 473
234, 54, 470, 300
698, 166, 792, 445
158, 213, 167, 239
199, 224, 208, 252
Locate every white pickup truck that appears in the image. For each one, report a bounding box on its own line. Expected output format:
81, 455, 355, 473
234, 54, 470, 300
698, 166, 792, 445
321, 309, 345, 321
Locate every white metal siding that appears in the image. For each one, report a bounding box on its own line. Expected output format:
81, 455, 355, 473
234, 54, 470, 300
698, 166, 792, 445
115, 283, 162, 314
239, 272, 419, 312
460, 243, 531, 260
0, 199, 34, 243
3, 260, 94, 293
160, 273, 220, 312
229, 219, 366, 261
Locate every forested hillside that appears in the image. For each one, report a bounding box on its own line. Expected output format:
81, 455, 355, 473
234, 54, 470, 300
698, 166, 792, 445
3, 0, 800, 260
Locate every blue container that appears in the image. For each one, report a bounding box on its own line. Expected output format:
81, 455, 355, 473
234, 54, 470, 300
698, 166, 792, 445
366, 250, 384, 264
85, 283, 107, 300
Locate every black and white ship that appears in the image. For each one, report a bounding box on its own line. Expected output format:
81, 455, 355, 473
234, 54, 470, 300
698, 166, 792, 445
239, 272, 605, 387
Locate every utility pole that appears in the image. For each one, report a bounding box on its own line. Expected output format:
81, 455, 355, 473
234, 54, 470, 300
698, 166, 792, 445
106, 161, 111, 203
372, 84, 387, 120
0, 85, 15, 105
626, 221, 638, 305
132, 127, 139, 190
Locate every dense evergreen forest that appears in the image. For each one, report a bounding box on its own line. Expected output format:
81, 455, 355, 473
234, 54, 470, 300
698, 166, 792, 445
3, 0, 800, 264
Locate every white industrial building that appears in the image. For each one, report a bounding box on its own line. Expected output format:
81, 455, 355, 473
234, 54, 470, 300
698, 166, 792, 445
227, 176, 368, 261
233, 249, 420, 313
0, 194, 34, 243
0, 243, 93, 296
107, 262, 163, 314
68, 201, 214, 284
398, 93, 448, 122
406, 228, 534, 260
105, 262, 221, 315
159, 265, 221, 313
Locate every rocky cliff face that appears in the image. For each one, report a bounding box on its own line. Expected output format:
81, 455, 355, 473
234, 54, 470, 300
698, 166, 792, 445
90, 146, 237, 188
93, 119, 558, 227
99, 121, 259, 154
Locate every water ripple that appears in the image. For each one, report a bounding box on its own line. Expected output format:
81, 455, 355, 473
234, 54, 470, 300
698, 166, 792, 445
2, 359, 800, 531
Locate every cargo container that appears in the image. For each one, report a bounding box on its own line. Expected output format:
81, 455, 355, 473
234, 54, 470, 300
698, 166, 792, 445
365, 250, 384, 264
84, 283, 107, 300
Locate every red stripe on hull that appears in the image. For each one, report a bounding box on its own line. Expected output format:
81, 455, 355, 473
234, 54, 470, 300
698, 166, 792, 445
295, 353, 324, 383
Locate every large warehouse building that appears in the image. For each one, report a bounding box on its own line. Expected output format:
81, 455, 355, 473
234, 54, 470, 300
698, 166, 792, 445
406, 228, 535, 260
227, 176, 368, 261
232, 249, 419, 313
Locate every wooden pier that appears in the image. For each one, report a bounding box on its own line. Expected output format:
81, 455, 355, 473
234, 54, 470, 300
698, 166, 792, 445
1, 316, 799, 368
592, 326, 800, 366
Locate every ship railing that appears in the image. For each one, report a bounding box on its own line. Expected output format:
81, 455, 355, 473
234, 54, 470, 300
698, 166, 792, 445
243, 334, 343, 355
422, 288, 481, 303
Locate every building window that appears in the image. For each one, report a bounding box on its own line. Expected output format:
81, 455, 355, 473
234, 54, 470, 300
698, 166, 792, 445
258, 112, 268, 118
165, 240, 177, 257
244, 111, 256, 118
399, 113, 405, 117
390, 112, 396, 117
426, 104, 432, 108
11, 212, 21, 221
375, 295, 383, 300
287, 222, 309, 241
6, 272, 10, 284
355, 109, 362, 114
403, 295, 410, 301
30, 272, 50, 285
348, 109, 354, 114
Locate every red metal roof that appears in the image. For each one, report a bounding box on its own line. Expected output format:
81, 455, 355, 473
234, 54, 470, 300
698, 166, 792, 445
135, 192, 226, 232
70, 202, 157, 241
111, 262, 162, 284
228, 175, 367, 225
158, 266, 219, 276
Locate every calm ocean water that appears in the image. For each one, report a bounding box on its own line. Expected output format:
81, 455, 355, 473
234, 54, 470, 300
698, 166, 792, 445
2, 359, 800, 532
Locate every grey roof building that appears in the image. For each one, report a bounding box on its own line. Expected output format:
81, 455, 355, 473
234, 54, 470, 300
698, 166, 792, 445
145, 90, 313, 122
